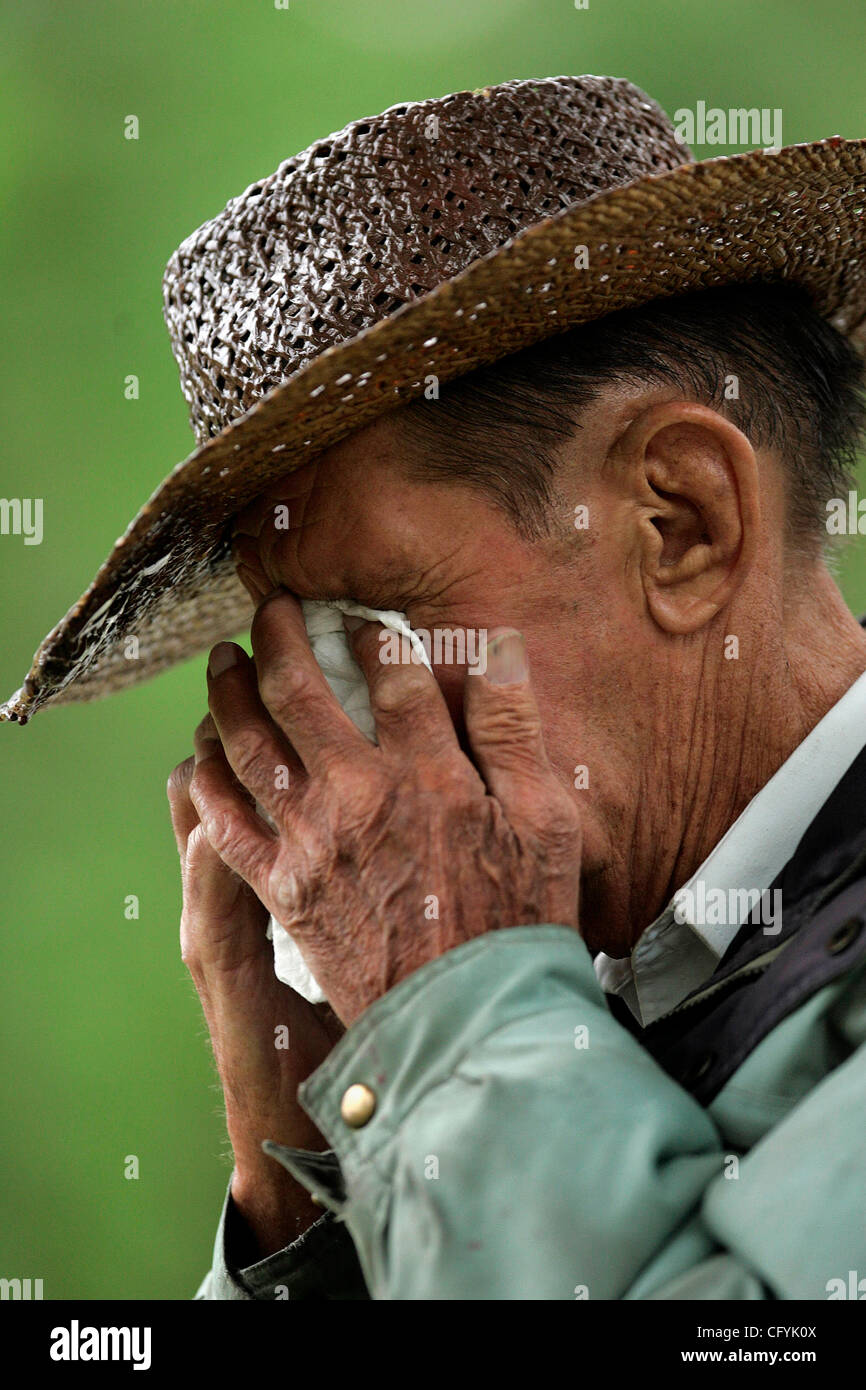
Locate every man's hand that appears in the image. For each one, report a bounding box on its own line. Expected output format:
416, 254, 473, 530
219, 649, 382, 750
168, 724, 344, 1259
192, 591, 581, 1027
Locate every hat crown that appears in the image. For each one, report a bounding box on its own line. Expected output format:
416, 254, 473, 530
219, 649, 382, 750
163, 75, 688, 446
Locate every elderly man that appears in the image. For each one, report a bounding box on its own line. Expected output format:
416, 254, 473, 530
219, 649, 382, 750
5, 76, 866, 1301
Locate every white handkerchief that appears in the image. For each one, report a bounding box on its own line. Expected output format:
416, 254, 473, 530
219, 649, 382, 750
266, 599, 432, 1003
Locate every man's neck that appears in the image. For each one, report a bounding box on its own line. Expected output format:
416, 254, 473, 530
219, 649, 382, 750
584, 568, 866, 957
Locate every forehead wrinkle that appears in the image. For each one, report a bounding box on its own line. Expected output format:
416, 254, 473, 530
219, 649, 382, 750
258, 423, 491, 607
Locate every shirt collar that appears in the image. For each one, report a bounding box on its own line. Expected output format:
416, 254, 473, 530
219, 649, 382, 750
595, 666, 866, 1026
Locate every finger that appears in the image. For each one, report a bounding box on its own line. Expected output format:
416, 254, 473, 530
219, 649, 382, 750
250, 590, 372, 773
193, 712, 256, 813
192, 711, 259, 802
206, 642, 306, 815
192, 711, 220, 763
180, 819, 270, 926
166, 755, 200, 857
189, 736, 277, 888
463, 629, 559, 817
347, 618, 460, 762
177, 724, 270, 921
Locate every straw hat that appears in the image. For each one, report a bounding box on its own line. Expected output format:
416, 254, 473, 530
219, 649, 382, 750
4, 74, 866, 723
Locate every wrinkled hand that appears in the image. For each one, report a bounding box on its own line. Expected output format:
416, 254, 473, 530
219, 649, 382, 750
168, 731, 345, 1256
192, 591, 581, 1027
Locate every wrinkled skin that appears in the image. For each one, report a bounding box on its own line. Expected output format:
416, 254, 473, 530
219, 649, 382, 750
167, 394, 866, 1258
184, 598, 580, 1026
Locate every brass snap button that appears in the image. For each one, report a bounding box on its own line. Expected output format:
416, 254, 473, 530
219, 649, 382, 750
340, 1083, 377, 1128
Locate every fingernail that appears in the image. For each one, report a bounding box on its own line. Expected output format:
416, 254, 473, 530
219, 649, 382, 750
484, 631, 528, 685
209, 643, 239, 678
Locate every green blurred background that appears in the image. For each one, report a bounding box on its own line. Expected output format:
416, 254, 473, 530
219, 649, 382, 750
1, 0, 865, 1299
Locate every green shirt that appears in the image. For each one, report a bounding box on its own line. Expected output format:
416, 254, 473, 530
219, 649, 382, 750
195, 924, 866, 1300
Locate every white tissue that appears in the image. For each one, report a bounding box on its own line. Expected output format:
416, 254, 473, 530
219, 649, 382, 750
266, 599, 432, 1003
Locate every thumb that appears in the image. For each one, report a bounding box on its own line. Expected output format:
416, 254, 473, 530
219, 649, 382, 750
463, 629, 554, 814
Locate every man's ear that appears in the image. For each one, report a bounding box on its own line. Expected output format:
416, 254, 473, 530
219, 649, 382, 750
614, 400, 761, 635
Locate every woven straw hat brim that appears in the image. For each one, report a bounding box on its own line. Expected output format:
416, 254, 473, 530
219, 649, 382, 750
4, 137, 866, 723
